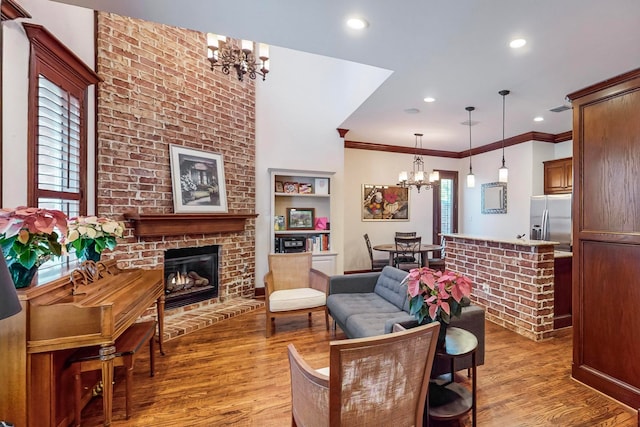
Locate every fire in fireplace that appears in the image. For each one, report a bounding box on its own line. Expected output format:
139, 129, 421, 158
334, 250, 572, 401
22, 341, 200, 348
164, 245, 220, 310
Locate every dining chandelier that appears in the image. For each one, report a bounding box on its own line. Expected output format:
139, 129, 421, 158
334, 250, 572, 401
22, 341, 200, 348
207, 33, 270, 82
398, 133, 439, 193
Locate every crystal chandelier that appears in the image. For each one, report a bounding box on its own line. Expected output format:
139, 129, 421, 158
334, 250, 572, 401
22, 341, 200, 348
207, 33, 269, 81
398, 133, 439, 193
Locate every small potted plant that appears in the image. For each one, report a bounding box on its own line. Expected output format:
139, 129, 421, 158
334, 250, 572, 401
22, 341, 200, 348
405, 267, 473, 348
66, 216, 125, 262
0, 207, 68, 288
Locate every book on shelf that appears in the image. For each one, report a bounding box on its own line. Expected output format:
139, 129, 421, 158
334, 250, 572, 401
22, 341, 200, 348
306, 234, 330, 252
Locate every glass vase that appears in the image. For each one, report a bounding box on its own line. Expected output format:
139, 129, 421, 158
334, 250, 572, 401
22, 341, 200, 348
81, 242, 101, 262
7, 261, 40, 289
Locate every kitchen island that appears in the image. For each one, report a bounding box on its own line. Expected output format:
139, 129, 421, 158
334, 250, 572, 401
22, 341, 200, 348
442, 234, 571, 341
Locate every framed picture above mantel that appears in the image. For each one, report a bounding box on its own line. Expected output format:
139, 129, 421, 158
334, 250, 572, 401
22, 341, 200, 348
169, 145, 228, 213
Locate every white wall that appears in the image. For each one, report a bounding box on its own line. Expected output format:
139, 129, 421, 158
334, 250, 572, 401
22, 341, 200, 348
255, 47, 391, 286
554, 140, 573, 159
2, 0, 95, 210
343, 148, 459, 271
459, 140, 573, 240
460, 143, 535, 239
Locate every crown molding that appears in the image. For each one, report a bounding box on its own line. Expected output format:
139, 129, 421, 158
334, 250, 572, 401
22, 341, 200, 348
1, 0, 31, 21
342, 130, 572, 158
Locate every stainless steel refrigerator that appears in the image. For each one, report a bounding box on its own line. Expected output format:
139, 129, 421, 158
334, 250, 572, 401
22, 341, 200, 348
529, 194, 572, 251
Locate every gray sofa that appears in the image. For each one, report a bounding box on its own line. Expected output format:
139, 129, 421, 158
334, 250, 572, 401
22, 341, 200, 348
327, 266, 485, 375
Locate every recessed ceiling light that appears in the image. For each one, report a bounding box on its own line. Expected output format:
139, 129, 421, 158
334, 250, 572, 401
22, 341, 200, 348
346, 17, 368, 30
534, 116, 544, 122
423, 97, 436, 103
510, 38, 527, 49
404, 108, 420, 114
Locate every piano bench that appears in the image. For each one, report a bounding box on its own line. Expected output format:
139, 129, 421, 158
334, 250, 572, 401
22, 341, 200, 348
67, 320, 157, 426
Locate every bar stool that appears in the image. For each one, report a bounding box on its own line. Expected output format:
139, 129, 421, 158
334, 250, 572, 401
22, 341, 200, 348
67, 320, 157, 426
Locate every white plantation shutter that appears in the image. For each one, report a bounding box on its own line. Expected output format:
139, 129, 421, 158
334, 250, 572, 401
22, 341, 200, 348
439, 177, 454, 235
36, 76, 81, 218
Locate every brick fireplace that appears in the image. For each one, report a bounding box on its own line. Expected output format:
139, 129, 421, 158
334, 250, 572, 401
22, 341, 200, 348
164, 245, 221, 310
94, 12, 257, 307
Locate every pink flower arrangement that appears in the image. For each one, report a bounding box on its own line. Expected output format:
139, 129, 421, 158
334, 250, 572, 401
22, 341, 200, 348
405, 267, 473, 325
0, 206, 68, 271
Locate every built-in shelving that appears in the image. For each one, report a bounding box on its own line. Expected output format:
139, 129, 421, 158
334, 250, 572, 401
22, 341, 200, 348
269, 168, 336, 275
275, 230, 331, 235
274, 192, 329, 198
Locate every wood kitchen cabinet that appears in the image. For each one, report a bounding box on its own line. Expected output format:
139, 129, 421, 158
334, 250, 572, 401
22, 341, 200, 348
553, 255, 572, 329
543, 157, 572, 194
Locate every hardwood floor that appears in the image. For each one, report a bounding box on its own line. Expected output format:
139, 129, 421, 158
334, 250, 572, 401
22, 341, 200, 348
81, 307, 637, 426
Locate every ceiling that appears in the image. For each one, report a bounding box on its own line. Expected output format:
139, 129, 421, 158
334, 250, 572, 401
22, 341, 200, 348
53, 0, 640, 152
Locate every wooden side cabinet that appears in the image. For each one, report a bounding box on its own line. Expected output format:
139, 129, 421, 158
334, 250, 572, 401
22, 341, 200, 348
543, 157, 572, 194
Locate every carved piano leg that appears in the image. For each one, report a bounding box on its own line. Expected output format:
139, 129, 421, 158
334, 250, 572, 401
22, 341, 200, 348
99, 344, 116, 426
157, 295, 166, 355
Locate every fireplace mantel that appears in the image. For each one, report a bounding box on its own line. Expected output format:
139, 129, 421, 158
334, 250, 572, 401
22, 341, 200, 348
124, 212, 258, 237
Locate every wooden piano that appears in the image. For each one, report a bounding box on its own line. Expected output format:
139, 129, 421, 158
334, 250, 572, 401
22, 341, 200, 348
0, 260, 165, 427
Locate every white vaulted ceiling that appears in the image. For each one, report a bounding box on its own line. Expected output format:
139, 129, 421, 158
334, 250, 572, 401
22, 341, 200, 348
53, 0, 640, 152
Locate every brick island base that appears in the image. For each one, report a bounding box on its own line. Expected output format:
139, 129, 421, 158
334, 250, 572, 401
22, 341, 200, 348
443, 234, 557, 341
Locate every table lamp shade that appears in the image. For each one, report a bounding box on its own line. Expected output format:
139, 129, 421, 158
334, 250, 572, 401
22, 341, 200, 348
0, 251, 22, 320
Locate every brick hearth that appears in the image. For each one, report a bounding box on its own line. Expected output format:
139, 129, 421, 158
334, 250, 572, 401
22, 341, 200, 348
145, 298, 265, 342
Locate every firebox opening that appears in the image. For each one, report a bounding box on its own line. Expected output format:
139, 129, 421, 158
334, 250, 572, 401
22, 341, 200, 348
164, 245, 220, 310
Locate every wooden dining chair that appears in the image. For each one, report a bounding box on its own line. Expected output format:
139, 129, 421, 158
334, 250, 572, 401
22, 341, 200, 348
363, 233, 388, 271
394, 236, 422, 271
428, 235, 446, 271
395, 231, 417, 238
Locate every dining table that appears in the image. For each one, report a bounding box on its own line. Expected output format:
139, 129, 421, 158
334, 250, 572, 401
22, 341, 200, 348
372, 243, 443, 268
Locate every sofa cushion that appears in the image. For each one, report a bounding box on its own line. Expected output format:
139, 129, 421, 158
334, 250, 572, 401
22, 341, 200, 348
269, 288, 326, 312
327, 293, 401, 326
373, 266, 410, 310
344, 311, 406, 338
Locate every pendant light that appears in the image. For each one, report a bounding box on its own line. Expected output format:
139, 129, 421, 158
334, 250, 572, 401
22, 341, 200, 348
498, 90, 510, 183
465, 106, 475, 188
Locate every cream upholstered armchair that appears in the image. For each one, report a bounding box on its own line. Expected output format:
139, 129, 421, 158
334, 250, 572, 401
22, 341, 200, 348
264, 252, 329, 338
287, 322, 440, 426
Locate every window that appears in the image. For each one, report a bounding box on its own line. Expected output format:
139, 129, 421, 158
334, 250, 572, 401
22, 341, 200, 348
36, 76, 82, 217
23, 23, 99, 273
432, 170, 458, 252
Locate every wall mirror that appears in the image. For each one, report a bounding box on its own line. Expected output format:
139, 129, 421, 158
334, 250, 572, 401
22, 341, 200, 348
481, 182, 507, 214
